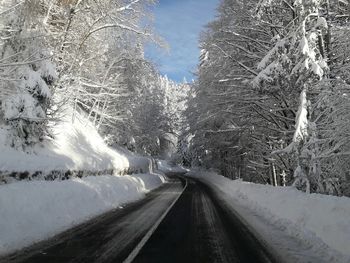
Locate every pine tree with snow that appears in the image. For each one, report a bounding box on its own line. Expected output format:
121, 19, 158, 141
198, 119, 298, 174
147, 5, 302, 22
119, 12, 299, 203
0, 0, 57, 150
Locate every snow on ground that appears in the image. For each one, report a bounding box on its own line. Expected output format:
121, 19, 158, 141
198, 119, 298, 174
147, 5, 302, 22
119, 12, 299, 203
0, 172, 166, 256
188, 170, 350, 263
0, 106, 168, 256
157, 160, 188, 174
0, 106, 152, 174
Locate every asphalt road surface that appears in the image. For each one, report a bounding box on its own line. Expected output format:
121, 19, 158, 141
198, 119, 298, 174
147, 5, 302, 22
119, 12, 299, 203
0, 175, 279, 263
133, 179, 277, 263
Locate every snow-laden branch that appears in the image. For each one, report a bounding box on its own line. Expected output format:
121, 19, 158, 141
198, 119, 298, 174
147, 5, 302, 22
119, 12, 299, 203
218, 40, 262, 59
0, 1, 24, 16
79, 23, 150, 48
116, 0, 142, 12
0, 56, 53, 67
211, 44, 258, 76
293, 89, 308, 143
204, 128, 241, 134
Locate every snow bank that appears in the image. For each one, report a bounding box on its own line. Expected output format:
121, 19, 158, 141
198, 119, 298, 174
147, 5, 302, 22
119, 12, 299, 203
0, 107, 153, 176
0, 173, 166, 255
188, 170, 350, 262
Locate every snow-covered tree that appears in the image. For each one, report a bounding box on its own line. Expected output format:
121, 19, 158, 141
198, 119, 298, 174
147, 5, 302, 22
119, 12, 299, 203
0, 0, 166, 154
159, 76, 189, 159
187, 0, 350, 195
0, 0, 57, 149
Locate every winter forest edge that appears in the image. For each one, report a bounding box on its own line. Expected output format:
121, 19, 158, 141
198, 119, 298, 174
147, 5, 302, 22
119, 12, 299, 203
1, 0, 350, 197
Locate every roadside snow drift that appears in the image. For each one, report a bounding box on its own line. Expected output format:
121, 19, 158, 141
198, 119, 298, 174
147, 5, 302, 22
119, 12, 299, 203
188, 170, 350, 262
0, 173, 166, 256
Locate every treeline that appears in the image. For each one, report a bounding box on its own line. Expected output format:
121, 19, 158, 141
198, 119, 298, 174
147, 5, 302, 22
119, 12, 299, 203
0, 0, 187, 157
184, 0, 350, 195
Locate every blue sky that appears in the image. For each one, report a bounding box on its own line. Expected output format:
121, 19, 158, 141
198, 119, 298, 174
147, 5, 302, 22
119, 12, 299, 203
145, 0, 219, 82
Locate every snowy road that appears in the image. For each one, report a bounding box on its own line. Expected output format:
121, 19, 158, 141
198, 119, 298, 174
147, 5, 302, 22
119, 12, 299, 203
0, 177, 183, 263
133, 178, 278, 263
1, 175, 279, 263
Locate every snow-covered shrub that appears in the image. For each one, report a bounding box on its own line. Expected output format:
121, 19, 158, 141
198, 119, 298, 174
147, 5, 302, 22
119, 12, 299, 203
2, 61, 56, 150
3, 93, 45, 148
0, 1, 57, 150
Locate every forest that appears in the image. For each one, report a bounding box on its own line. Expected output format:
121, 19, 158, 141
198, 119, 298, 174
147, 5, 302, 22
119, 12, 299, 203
0, 0, 188, 158
1, 0, 350, 261
185, 0, 350, 196
1, 0, 350, 196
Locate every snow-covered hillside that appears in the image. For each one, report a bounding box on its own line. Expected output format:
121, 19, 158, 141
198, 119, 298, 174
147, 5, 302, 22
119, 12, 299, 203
0, 107, 156, 182
188, 170, 350, 262
0, 106, 167, 256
